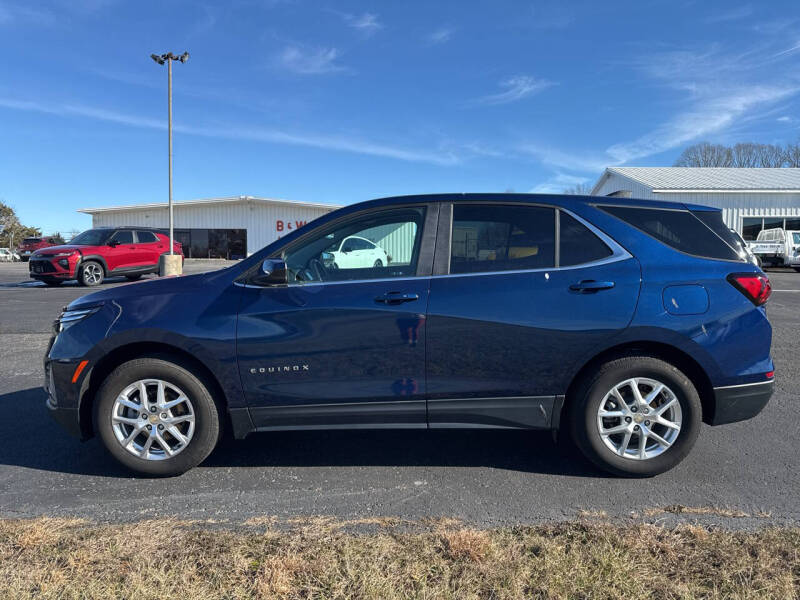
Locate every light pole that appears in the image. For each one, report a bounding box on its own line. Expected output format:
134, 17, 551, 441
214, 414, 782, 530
150, 51, 188, 274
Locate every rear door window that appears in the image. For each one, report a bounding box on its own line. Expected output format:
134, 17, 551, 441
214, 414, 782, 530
136, 231, 158, 243
450, 204, 555, 274
600, 206, 741, 261
559, 212, 613, 266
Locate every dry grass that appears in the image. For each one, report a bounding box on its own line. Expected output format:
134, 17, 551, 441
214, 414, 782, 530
0, 517, 798, 599
643, 505, 757, 519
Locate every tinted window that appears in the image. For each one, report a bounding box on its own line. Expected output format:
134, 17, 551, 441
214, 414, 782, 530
691, 210, 746, 260
559, 212, 613, 266
600, 206, 740, 261
23, 238, 41, 243
136, 231, 158, 243
450, 204, 555, 274
111, 231, 134, 244
71, 229, 113, 245
283, 208, 424, 283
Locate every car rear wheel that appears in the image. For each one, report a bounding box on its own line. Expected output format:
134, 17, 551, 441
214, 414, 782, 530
125, 274, 142, 281
95, 357, 222, 476
79, 261, 104, 287
569, 355, 701, 477
373, 259, 383, 267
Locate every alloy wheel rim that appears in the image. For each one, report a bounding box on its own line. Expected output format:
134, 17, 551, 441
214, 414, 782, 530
596, 377, 682, 460
111, 379, 195, 460
84, 263, 102, 284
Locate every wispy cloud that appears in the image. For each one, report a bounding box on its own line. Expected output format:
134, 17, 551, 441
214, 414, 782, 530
605, 85, 798, 163
704, 4, 753, 24
469, 76, 555, 106
0, 2, 56, 26
517, 143, 609, 173
427, 26, 454, 45
0, 96, 461, 166
343, 12, 382, 36
772, 41, 800, 58
529, 173, 590, 194
276, 45, 347, 75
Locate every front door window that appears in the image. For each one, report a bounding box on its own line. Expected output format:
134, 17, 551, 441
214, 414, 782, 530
283, 207, 426, 283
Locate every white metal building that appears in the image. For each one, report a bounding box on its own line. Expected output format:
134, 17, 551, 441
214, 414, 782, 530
79, 196, 341, 259
78, 195, 417, 263
591, 168, 800, 240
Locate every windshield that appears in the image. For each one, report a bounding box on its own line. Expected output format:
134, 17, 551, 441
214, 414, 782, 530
23, 238, 41, 244
70, 229, 112, 245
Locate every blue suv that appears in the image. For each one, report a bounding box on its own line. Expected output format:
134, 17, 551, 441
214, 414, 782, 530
44, 194, 774, 477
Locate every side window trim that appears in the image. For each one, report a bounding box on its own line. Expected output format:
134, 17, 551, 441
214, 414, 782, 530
432, 202, 630, 277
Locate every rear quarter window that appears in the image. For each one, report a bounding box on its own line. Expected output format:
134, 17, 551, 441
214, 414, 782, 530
600, 206, 741, 261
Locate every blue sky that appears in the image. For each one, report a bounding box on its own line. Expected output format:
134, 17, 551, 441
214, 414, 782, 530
1, 0, 800, 235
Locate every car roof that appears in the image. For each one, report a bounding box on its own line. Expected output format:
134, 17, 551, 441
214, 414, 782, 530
94, 226, 165, 231
356, 193, 718, 213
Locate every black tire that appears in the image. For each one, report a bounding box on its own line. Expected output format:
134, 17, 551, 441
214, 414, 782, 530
20, 256, 29, 262
125, 274, 143, 281
568, 355, 702, 477
95, 357, 223, 476
793, 267, 800, 273
78, 260, 104, 287
373, 259, 383, 267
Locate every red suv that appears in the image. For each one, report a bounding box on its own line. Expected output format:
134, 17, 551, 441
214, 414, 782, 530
29, 227, 183, 287
18, 236, 60, 261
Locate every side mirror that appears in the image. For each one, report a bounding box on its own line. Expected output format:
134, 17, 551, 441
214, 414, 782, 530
252, 259, 288, 286
108, 240, 119, 247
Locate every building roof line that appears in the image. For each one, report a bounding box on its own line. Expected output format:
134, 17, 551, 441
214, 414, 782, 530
78, 195, 342, 214
653, 189, 800, 194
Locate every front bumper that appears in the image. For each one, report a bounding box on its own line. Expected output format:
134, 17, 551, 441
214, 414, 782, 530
29, 256, 77, 280
709, 379, 774, 425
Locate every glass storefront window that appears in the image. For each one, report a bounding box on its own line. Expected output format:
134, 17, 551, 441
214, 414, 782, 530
741, 218, 763, 241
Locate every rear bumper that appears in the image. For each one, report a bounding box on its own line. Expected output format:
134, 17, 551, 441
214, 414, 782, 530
709, 380, 774, 425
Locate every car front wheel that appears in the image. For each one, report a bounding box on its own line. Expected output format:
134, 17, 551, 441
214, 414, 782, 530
95, 357, 222, 476
569, 355, 702, 477
79, 261, 104, 286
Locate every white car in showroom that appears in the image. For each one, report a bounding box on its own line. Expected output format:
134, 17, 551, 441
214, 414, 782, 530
328, 235, 389, 269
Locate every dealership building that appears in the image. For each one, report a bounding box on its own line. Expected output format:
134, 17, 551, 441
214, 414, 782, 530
591, 167, 800, 240
79, 196, 341, 259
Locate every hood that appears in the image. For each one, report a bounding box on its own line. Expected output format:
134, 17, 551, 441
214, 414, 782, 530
67, 271, 213, 310
32, 245, 82, 256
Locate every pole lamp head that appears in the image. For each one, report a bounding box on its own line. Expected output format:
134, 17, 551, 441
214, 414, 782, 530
150, 53, 166, 65
178, 51, 189, 63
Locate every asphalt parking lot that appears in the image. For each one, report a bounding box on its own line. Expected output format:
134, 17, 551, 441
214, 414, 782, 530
0, 261, 798, 526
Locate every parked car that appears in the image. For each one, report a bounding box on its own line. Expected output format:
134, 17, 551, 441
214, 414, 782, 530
0, 247, 19, 262
44, 194, 773, 477
747, 227, 800, 270
327, 235, 389, 269
17, 236, 59, 261
29, 227, 183, 287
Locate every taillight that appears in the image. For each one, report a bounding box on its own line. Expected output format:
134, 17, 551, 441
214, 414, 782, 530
727, 273, 771, 306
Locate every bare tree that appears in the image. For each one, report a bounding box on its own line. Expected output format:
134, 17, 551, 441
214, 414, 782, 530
784, 141, 800, 167
676, 141, 794, 167
562, 182, 592, 195
674, 142, 732, 167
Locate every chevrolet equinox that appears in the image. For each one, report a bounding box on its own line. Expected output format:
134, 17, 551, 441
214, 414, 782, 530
44, 194, 774, 477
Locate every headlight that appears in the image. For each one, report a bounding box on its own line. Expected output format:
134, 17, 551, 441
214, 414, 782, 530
57, 305, 102, 332
53, 251, 78, 258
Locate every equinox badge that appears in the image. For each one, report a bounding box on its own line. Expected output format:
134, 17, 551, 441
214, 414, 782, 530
249, 365, 310, 374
